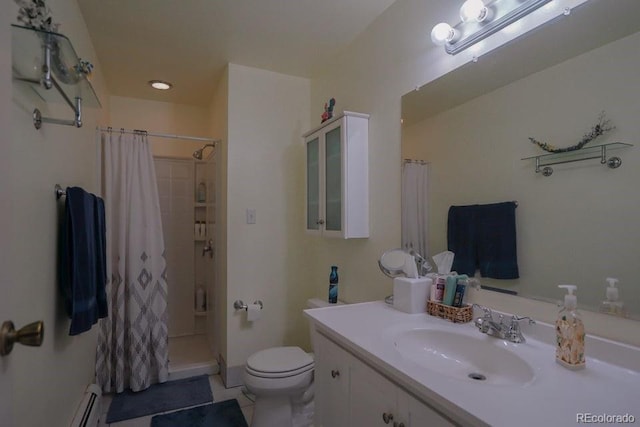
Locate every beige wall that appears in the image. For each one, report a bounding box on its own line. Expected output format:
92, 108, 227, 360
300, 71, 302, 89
108, 95, 212, 158
5, 0, 109, 425
308, 0, 640, 346
225, 64, 310, 370
1, 1, 14, 420
208, 68, 229, 364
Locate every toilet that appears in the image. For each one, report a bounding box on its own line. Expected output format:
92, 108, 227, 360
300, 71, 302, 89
243, 298, 342, 427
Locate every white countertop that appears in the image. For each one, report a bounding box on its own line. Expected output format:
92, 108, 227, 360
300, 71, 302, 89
304, 301, 640, 427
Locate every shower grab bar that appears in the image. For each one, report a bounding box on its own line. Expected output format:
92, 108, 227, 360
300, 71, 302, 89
233, 300, 263, 311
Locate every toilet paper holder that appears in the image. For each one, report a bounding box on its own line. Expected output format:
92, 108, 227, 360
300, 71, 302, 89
233, 300, 263, 311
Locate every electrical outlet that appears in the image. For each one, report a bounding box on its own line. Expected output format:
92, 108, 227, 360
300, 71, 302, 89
246, 209, 256, 224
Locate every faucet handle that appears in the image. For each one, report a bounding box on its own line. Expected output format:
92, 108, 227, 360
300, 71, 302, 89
507, 316, 535, 343
472, 304, 492, 319
510, 315, 536, 325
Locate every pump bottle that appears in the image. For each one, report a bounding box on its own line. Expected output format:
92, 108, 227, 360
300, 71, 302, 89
600, 278, 625, 316
556, 285, 585, 370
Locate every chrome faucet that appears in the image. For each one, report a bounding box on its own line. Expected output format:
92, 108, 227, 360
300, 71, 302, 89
472, 304, 535, 343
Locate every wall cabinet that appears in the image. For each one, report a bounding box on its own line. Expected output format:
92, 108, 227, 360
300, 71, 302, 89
313, 332, 454, 427
304, 111, 369, 238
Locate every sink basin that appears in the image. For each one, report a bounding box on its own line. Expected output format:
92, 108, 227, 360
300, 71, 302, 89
391, 329, 536, 386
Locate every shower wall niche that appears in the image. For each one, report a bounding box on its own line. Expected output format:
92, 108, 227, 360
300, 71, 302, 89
155, 157, 214, 337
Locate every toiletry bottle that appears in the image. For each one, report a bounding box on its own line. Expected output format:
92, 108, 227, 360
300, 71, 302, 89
600, 277, 625, 316
196, 285, 206, 312
556, 285, 585, 370
452, 275, 469, 307
432, 275, 445, 303
197, 182, 206, 203
328, 266, 339, 304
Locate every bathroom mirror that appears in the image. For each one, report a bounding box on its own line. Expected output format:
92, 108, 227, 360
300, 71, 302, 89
401, 0, 640, 318
378, 248, 409, 278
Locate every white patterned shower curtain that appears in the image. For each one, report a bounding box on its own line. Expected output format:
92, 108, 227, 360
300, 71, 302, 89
95, 130, 169, 393
401, 161, 429, 259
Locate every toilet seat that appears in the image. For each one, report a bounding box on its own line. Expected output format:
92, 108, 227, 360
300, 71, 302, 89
246, 346, 314, 379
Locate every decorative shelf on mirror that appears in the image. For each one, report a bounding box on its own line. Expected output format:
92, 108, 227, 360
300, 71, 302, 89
521, 142, 633, 177
11, 24, 101, 129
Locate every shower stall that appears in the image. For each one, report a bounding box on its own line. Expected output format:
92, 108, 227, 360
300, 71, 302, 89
154, 142, 218, 379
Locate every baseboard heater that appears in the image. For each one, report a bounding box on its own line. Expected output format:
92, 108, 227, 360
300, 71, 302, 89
70, 384, 102, 427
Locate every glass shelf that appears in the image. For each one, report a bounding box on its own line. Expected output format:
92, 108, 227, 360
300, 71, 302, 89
522, 142, 633, 176
11, 24, 101, 128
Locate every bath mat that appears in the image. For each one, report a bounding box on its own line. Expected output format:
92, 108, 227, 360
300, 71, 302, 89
106, 375, 213, 423
150, 399, 248, 427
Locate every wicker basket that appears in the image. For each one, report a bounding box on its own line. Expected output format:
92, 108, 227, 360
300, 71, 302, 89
426, 301, 473, 323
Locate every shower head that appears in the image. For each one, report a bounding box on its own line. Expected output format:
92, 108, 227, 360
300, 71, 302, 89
192, 143, 215, 160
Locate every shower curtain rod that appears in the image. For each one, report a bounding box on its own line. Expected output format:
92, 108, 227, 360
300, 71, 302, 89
98, 126, 219, 143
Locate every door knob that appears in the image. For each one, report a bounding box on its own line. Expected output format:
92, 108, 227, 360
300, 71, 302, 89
0, 320, 44, 356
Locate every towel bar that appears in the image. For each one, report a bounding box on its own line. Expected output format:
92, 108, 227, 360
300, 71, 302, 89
55, 184, 66, 199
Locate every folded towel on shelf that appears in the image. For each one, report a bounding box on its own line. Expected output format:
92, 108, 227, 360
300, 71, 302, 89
60, 187, 108, 336
448, 201, 519, 280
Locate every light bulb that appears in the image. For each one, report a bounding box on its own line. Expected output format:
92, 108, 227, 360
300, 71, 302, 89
431, 23, 457, 45
149, 80, 173, 90
460, 0, 488, 23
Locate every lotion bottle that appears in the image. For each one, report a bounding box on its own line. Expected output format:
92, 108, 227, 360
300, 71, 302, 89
556, 285, 585, 370
600, 277, 625, 316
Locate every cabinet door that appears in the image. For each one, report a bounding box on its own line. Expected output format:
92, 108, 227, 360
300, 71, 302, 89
314, 333, 351, 427
401, 391, 454, 427
350, 358, 401, 427
324, 123, 343, 234
306, 135, 321, 232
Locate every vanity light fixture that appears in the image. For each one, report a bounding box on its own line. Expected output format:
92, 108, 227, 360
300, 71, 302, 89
432, 0, 553, 55
148, 80, 173, 90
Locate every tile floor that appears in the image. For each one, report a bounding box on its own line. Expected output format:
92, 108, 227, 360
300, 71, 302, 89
98, 374, 254, 427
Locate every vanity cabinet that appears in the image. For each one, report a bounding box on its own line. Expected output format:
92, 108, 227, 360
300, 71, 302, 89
313, 332, 454, 427
304, 111, 369, 238
314, 333, 352, 427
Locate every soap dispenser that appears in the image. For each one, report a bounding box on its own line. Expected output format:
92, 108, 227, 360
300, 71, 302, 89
556, 285, 585, 370
600, 278, 625, 317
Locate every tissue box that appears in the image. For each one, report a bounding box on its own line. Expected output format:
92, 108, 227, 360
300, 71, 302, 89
393, 277, 433, 314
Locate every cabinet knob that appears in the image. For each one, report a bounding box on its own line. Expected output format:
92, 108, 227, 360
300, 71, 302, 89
330, 369, 340, 378
316, 219, 325, 225
382, 412, 394, 424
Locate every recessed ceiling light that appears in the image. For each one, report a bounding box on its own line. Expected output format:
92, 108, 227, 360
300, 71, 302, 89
149, 80, 173, 90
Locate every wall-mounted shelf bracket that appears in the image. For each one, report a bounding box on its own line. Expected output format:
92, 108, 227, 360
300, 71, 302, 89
11, 24, 100, 130
522, 142, 632, 177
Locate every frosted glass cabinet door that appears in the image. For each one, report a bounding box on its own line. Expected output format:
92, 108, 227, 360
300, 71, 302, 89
303, 111, 369, 238
307, 137, 320, 230
324, 126, 342, 232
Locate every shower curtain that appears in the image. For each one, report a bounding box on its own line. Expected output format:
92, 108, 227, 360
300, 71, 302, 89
95, 130, 169, 393
401, 161, 429, 260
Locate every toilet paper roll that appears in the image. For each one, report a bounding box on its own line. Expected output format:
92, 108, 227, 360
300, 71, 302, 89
247, 303, 262, 322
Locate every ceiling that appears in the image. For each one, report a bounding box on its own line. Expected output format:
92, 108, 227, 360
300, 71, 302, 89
78, 0, 398, 106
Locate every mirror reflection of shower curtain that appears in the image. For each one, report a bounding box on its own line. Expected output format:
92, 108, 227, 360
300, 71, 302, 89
96, 130, 169, 393
401, 161, 429, 259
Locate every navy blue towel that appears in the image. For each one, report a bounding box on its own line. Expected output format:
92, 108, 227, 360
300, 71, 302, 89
60, 187, 108, 336
448, 202, 519, 279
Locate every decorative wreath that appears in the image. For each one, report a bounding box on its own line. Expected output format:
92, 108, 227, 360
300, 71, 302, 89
528, 112, 614, 153
15, 0, 60, 33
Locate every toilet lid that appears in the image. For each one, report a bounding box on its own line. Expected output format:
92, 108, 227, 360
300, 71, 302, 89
246, 346, 313, 375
